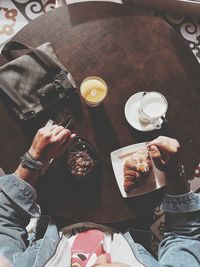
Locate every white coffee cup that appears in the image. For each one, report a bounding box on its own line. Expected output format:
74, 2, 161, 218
138, 91, 168, 129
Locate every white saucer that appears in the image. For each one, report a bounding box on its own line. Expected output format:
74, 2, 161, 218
124, 92, 155, 132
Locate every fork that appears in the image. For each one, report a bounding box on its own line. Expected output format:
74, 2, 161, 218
54, 112, 65, 125
46, 113, 73, 129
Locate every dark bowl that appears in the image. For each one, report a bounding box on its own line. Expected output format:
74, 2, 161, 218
65, 136, 101, 185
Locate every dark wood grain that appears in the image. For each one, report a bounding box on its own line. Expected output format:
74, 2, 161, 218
0, 3, 199, 223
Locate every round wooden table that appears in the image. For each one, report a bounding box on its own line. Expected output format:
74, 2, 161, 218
0, 3, 199, 223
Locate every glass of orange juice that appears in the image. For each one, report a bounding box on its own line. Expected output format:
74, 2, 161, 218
80, 76, 108, 107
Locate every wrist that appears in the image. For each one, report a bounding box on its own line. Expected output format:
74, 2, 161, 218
16, 152, 47, 186
15, 164, 40, 186
21, 152, 44, 171
28, 147, 43, 161
165, 160, 189, 195
28, 147, 50, 165
165, 155, 181, 175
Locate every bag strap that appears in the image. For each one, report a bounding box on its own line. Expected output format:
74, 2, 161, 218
1, 41, 63, 74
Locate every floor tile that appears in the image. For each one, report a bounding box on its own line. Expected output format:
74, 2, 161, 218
0, 0, 28, 49
11, 0, 55, 21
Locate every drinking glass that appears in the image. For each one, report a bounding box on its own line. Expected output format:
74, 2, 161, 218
80, 76, 108, 107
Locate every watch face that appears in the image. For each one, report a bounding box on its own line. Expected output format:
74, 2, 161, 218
179, 164, 185, 177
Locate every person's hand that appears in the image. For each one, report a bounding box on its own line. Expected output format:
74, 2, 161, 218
0, 256, 11, 267
28, 125, 76, 163
147, 136, 180, 171
93, 254, 130, 267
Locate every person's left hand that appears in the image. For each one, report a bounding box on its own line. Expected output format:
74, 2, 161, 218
28, 124, 76, 163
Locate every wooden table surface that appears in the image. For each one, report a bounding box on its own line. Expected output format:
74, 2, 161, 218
0, 3, 199, 223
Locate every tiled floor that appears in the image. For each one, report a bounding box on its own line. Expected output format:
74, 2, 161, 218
162, 12, 200, 61
0, 0, 27, 49
0, 0, 200, 255
0, 0, 55, 49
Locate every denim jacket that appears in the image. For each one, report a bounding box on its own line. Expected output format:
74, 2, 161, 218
0, 174, 200, 267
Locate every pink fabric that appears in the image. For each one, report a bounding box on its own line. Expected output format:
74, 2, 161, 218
70, 230, 111, 266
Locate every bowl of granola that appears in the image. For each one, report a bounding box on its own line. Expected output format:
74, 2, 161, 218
66, 137, 100, 183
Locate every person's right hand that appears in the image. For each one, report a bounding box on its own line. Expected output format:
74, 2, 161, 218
28, 124, 76, 163
147, 136, 180, 171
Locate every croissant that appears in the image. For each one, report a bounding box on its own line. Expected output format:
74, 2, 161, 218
123, 148, 152, 193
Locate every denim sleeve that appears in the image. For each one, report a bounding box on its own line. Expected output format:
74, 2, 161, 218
136, 243, 162, 267
158, 192, 200, 267
0, 174, 40, 263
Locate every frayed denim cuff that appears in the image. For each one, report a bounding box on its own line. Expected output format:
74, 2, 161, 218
13, 173, 37, 199
162, 192, 200, 213
0, 174, 40, 217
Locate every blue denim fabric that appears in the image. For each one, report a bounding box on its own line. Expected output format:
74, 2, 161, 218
138, 192, 200, 267
0, 174, 60, 267
0, 174, 200, 267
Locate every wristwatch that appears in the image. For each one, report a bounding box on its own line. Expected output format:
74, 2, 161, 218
177, 163, 185, 178
166, 159, 185, 179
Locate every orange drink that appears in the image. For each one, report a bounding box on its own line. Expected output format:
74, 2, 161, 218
80, 76, 108, 107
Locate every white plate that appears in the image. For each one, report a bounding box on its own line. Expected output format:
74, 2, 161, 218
124, 92, 155, 132
111, 142, 166, 198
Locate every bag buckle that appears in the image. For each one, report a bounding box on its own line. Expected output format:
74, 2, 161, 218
22, 110, 36, 121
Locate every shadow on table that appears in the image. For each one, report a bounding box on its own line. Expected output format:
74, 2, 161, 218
66, 90, 83, 123
88, 104, 120, 157
128, 121, 170, 143
36, 155, 103, 219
